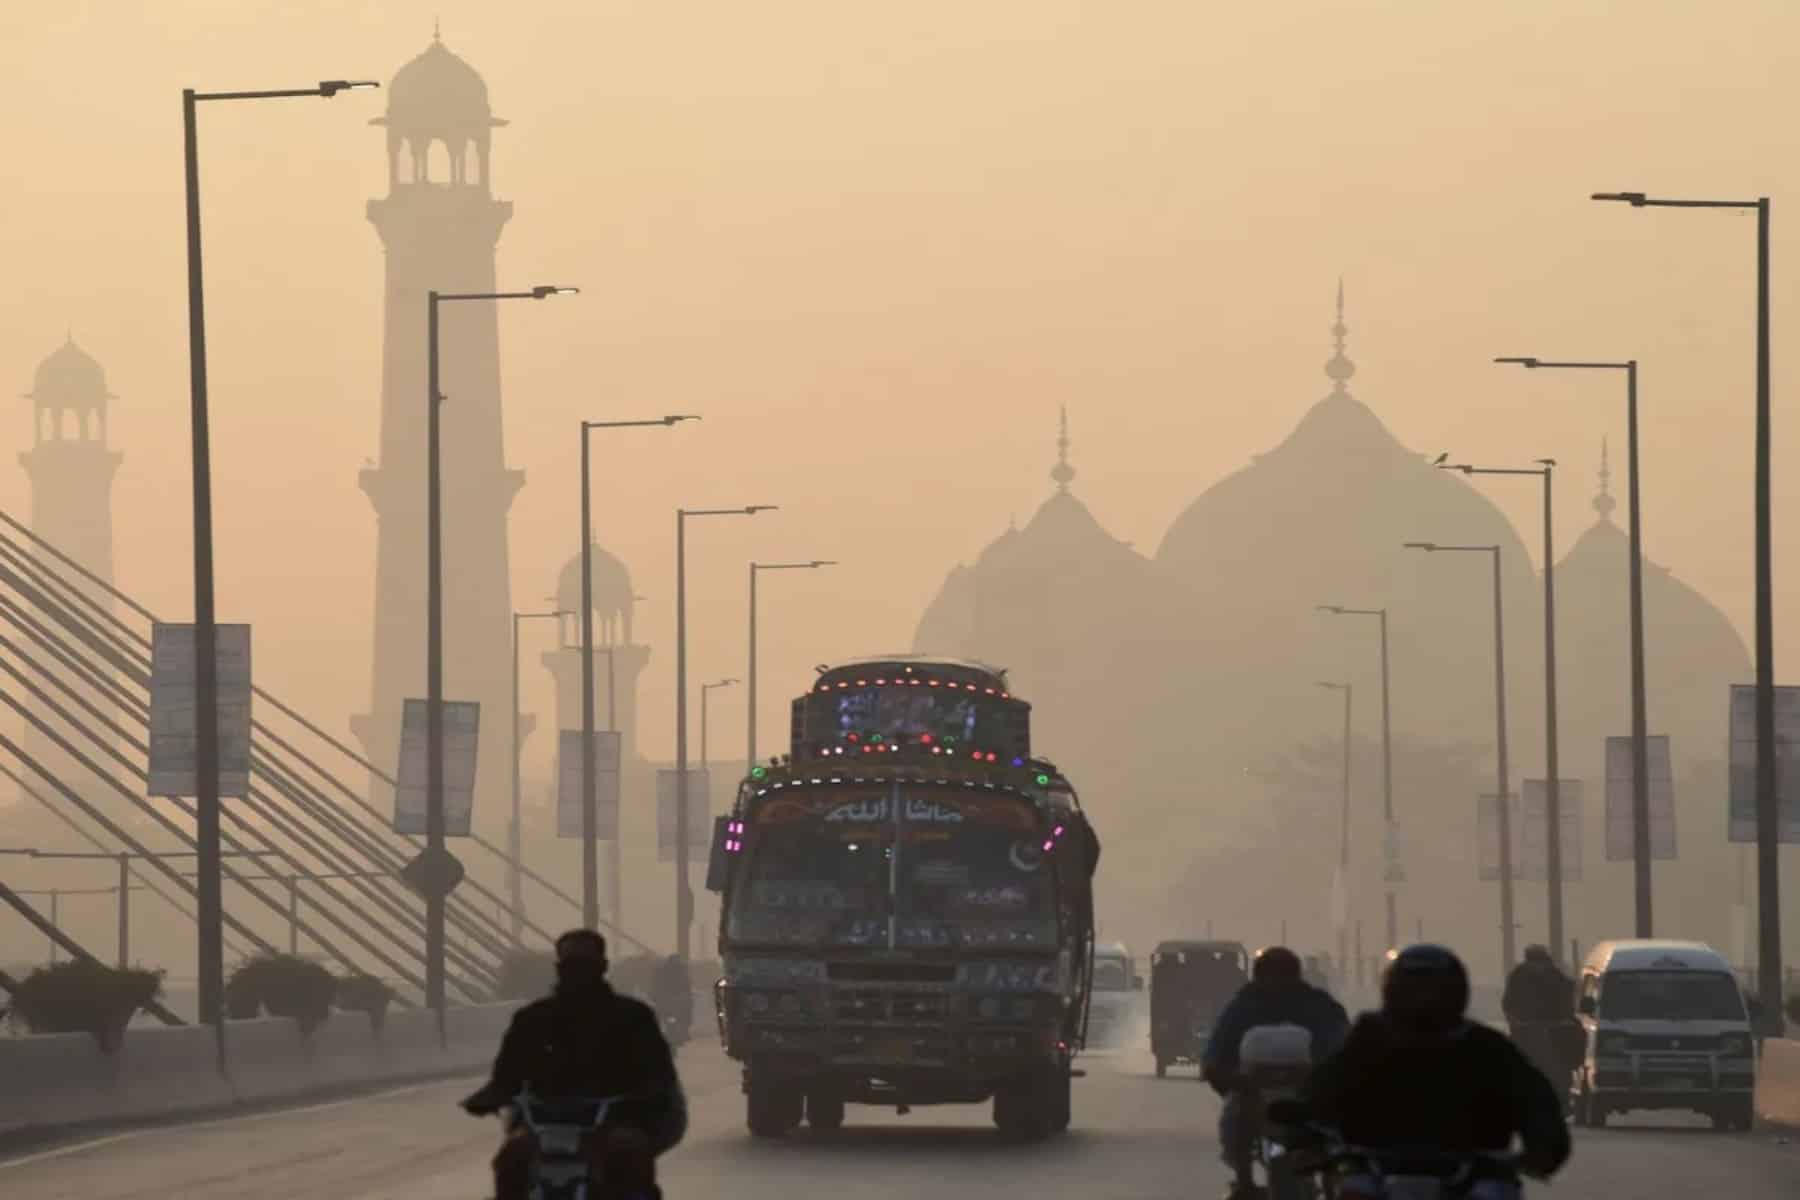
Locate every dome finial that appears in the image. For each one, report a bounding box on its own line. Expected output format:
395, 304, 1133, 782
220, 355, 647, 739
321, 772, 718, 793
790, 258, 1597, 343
1594, 436, 1617, 521
1325, 277, 1356, 396
433, 16, 442, 43
1050, 404, 1076, 493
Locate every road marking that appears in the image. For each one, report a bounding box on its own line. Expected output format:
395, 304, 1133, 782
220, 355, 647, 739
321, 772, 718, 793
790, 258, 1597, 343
0, 1077, 465, 1171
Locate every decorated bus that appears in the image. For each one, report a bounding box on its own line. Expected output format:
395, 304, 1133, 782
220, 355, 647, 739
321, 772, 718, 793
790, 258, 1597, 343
707, 656, 1100, 1139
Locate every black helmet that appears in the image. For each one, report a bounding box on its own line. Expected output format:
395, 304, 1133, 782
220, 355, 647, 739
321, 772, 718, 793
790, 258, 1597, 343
1381, 943, 1469, 1034
1252, 945, 1303, 984
1523, 944, 1552, 965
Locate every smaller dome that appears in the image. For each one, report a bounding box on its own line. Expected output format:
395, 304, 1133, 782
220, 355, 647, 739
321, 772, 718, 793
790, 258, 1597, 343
29, 338, 111, 407
557, 541, 636, 625
375, 35, 503, 134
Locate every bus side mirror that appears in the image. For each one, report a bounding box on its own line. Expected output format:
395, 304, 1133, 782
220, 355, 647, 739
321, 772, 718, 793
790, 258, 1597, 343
1577, 995, 1596, 1016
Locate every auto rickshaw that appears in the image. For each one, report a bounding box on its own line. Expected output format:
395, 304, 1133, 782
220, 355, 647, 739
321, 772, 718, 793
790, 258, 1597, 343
1149, 939, 1250, 1078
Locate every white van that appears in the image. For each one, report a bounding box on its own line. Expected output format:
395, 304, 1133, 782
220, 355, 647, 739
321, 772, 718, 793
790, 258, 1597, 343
1085, 942, 1143, 1048
1572, 940, 1756, 1131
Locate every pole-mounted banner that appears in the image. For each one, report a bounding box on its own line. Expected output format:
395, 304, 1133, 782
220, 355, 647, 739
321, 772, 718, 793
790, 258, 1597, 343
658, 768, 711, 862
148, 622, 251, 798
1728, 684, 1800, 844
558, 729, 620, 839
395, 698, 480, 836
1604, 735, 1677, 860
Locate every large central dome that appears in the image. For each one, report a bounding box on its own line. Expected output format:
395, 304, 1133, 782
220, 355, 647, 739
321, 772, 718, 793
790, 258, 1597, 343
1154, 287, 1542, 756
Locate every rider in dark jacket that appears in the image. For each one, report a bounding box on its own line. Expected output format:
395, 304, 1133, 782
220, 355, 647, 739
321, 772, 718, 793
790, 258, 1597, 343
650, 954, 694, 1043
464, 930, 687, 1200
1202, 946, 1350, 1200
1502, 944, 1578, 1084
1302, 945, 1570, 1197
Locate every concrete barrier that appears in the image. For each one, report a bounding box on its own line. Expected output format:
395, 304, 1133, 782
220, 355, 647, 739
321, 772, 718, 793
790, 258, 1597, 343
1755, 1037, 1800, 1129
0, 1033, 118, 1130
113, 1024, 232, 1121
221, 1016, 311, 1103
0, 1001, 512, 1139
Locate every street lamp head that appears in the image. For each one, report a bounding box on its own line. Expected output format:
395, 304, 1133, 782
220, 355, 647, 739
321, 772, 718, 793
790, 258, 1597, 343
1535, 457, 1556, 467
318, 80, 380, 97
1592, 191, 1648, 206
663, 414, 700, 425
1317, 604, 1345, 614
530, 285, 580, 298
745, 505, 778, 515
1316, 681, 1346, 691
1494, 356, 1541, 369
1439, 462, 1474, 474
1402, 541, 1438, 552
811, 560, 837, 568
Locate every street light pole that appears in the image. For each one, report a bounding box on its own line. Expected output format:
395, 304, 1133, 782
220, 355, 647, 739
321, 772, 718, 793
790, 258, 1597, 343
512, 608, 564, 945
677, 506, 776, 961
1495, 357, 1649, 936
701, 679, 739, 777
748, 561, 836, 770
1317, 681, 1352, 971
579, 418, 695, 932
1406, 542, 1515, 969
1318, 607, 1396, 948
1444, 457, 1564, 960
1592, 190, 1781, 1034
426, 286, 575, 1017
182, 76, 377, 1032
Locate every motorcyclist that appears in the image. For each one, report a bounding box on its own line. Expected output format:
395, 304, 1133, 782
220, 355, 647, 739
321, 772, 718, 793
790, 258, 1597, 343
1502, 945, 1577, 1086
1299, 944, 1571, 1198
463, 930, 687, 1200
1202, 946, 1350, 1200
650, 953, 694, 1044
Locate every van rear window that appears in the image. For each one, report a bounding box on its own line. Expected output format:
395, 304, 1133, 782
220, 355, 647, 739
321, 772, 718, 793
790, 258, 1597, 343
1599, 971, 1745, 1021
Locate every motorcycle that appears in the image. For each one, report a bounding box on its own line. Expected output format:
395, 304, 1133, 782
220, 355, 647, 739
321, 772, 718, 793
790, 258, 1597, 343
1265, 1104, 1527, 1200
1240, 1024, 1321, 1200
501, 1087, 646, 1200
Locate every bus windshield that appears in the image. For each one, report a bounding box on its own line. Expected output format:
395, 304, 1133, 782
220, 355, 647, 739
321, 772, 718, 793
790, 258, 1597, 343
726, 783, 1056, 949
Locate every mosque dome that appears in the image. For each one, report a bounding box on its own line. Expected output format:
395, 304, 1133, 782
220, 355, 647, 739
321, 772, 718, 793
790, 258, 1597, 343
1553, 439, 1751, 773
29, 338, 111, 408
1151, 284, 1542, 752
556, 540, 637, 644
377, 31, 503, 134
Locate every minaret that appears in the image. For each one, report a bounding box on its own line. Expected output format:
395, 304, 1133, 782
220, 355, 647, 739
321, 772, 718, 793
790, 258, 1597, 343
1050, 405, 1076, 494
351, 32, 523, 827
1325, 278, 1356, 398
542, 543, 652, 763
16, 337, 123, 800
1594, 437, 1617, 523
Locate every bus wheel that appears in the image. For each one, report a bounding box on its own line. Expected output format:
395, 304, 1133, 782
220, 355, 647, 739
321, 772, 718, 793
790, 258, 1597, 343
747, 1078, 803, 1138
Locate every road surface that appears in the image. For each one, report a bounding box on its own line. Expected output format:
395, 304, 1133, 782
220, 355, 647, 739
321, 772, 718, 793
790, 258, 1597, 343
2, 1043, 1793, 1198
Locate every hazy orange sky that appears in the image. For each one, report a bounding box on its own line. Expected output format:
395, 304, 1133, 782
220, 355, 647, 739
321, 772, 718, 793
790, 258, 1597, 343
3, 1, 1797, 777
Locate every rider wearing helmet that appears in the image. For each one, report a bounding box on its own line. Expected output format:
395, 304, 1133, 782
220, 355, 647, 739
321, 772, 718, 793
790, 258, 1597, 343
464, 930, 688, 1200
1301, 944, 1570, 1197
1202, 946, 1350, 1200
